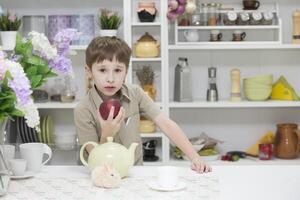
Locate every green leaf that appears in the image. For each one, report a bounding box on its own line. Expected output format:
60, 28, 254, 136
45, 71, 57, 78
10, 109, 24, 117
25, 55, 47, 66
30, 75, 43, 89
25, 66, 38, 76
36, 64, 50, 75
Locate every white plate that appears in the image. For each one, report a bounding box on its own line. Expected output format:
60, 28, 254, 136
147, 181, 186, 192
11, 171, 35, 179
200, 154, 220, 162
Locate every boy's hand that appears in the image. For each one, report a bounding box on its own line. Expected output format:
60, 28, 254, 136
97, 106, 125, 140
191, 156, 212, 173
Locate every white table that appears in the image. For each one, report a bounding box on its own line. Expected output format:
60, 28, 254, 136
2, 165, 300, 200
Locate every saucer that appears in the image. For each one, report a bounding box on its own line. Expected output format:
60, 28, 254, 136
11, 171, 35, 179
147, 181, 186, 192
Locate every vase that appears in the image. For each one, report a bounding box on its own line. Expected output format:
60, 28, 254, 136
99, 29, 117, 37
0, 31, 17, 51
0, 118, 10, 196
143, 85, 156, 101
0, 119, 8, 145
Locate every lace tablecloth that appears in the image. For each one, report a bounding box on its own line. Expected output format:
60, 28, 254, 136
2, 166, 220, 200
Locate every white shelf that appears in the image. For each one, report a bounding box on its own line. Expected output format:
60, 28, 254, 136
70, 45, 87, 50
131, 57, 162, 62
169, 100, 300, 108
169, 157, 300, 166
175, 41, 281, 46
140, 132, 163, 138
168, 44, 300, 50
35, 101, 79, 109
177, 25, 280, 30
131, 22, 161, 26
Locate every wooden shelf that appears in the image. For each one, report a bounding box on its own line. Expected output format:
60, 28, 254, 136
169, 100, 300, 108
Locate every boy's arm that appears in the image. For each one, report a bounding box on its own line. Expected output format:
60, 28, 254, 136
153, 112, 199, 161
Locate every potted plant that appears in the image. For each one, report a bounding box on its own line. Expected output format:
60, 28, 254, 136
98, 8, 122, 37
0, 11, 21, 50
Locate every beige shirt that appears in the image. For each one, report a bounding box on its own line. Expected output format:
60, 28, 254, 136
74, 83, 161, 165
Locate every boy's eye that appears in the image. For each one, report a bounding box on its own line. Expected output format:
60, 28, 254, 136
99, 69, 106, 72
115, 69, 122, 73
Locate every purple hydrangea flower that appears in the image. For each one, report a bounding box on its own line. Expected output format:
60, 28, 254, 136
49, 55, 72, 74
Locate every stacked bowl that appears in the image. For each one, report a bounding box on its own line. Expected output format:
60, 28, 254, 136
243, 74, 273, 101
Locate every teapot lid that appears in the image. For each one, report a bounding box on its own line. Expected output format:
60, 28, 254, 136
137, 32, 157, 42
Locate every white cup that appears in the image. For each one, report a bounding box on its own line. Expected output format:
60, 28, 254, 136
0, 144, 15, 166
9, 159, 27, 176
19, 143, 52, 172
157, 166, 178, 188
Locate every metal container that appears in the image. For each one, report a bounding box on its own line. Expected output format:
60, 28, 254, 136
22, 15, 46, 36
206, 67, 218, 102
174, 57, 192, 102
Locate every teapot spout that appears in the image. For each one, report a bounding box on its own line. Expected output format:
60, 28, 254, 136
128, 142, 139, 166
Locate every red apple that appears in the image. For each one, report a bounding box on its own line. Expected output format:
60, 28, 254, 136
99, 99, 121, 120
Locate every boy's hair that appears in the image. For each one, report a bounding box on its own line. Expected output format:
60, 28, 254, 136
85, 36, 131, 69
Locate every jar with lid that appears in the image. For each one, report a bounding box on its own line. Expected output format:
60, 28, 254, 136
223, 11, 237, 25
50, 77, 63, 102
237, 12, 250, 25
208, 3, 217, 26
250, 11, 262, 25
261, 11, 274, 25
216, 3, 223, 25
190, 14, 201, 26
200, 3, 209, 26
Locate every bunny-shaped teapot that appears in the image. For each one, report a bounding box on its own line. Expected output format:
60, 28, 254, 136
80, 137, 138, 178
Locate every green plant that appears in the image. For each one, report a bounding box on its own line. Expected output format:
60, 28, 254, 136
98, 9, 122, 30
0, 11, 21, 31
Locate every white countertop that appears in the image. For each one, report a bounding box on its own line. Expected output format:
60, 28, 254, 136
3, 165, 300, 200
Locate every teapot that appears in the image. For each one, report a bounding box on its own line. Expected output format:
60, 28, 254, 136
183, 30, 199, 42
274, 123, 300, 159
80, 137, 138, 178
134, 32, 160, 58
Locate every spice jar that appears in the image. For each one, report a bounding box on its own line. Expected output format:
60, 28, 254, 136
261, 11, 274, 25
61, 75, 76, 103
208, 3, 217, 26
237, 12, 250, 25
250, 11, 262, 25
292, 10, 300, 44
223, 11, 237, 25
216, 3, 223, 25
190, 14, 201, 26
200, 3, 209, 26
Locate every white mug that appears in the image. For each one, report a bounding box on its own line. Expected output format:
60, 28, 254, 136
0, 144, 15, 166
183, 30, 199, 42
157, 166, 178, 189
19, 143, 52, 172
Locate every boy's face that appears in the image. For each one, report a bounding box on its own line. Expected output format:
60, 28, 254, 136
87, 58, 127, 96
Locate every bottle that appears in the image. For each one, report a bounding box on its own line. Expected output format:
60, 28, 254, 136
174, 57, 192, 102
292, 10, 300, 44
208, 3, 217, 26
206, 67, 218, 102
230, 69, 241, 102
61, 75, 76, 103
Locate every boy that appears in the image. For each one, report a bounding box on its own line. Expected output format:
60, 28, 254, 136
74, 36, 211, 173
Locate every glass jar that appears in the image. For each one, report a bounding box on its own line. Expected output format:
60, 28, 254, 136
223, 11, 237, 25
208, 3, 217, 26
237, 12, 250, 25
200, 3, 209, 26
250, 11, 262, 25
61, 75, 77, 103
216, 3, 223, 25
261, 11, 274, 25
190, 14, 201, 26
0, 146, 10, 196
50, 77, 63, 102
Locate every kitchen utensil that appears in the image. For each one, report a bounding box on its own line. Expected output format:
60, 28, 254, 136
183, 30, 199, 42
207, 67, 218, 102
274, 123, 300, 159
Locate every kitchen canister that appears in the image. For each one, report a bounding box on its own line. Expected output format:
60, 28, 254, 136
48, 15, 71, 44
22, 15, 46, 37
292, 10, 300, 44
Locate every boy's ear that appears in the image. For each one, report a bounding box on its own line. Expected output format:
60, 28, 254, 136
85, 65, 92, 78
